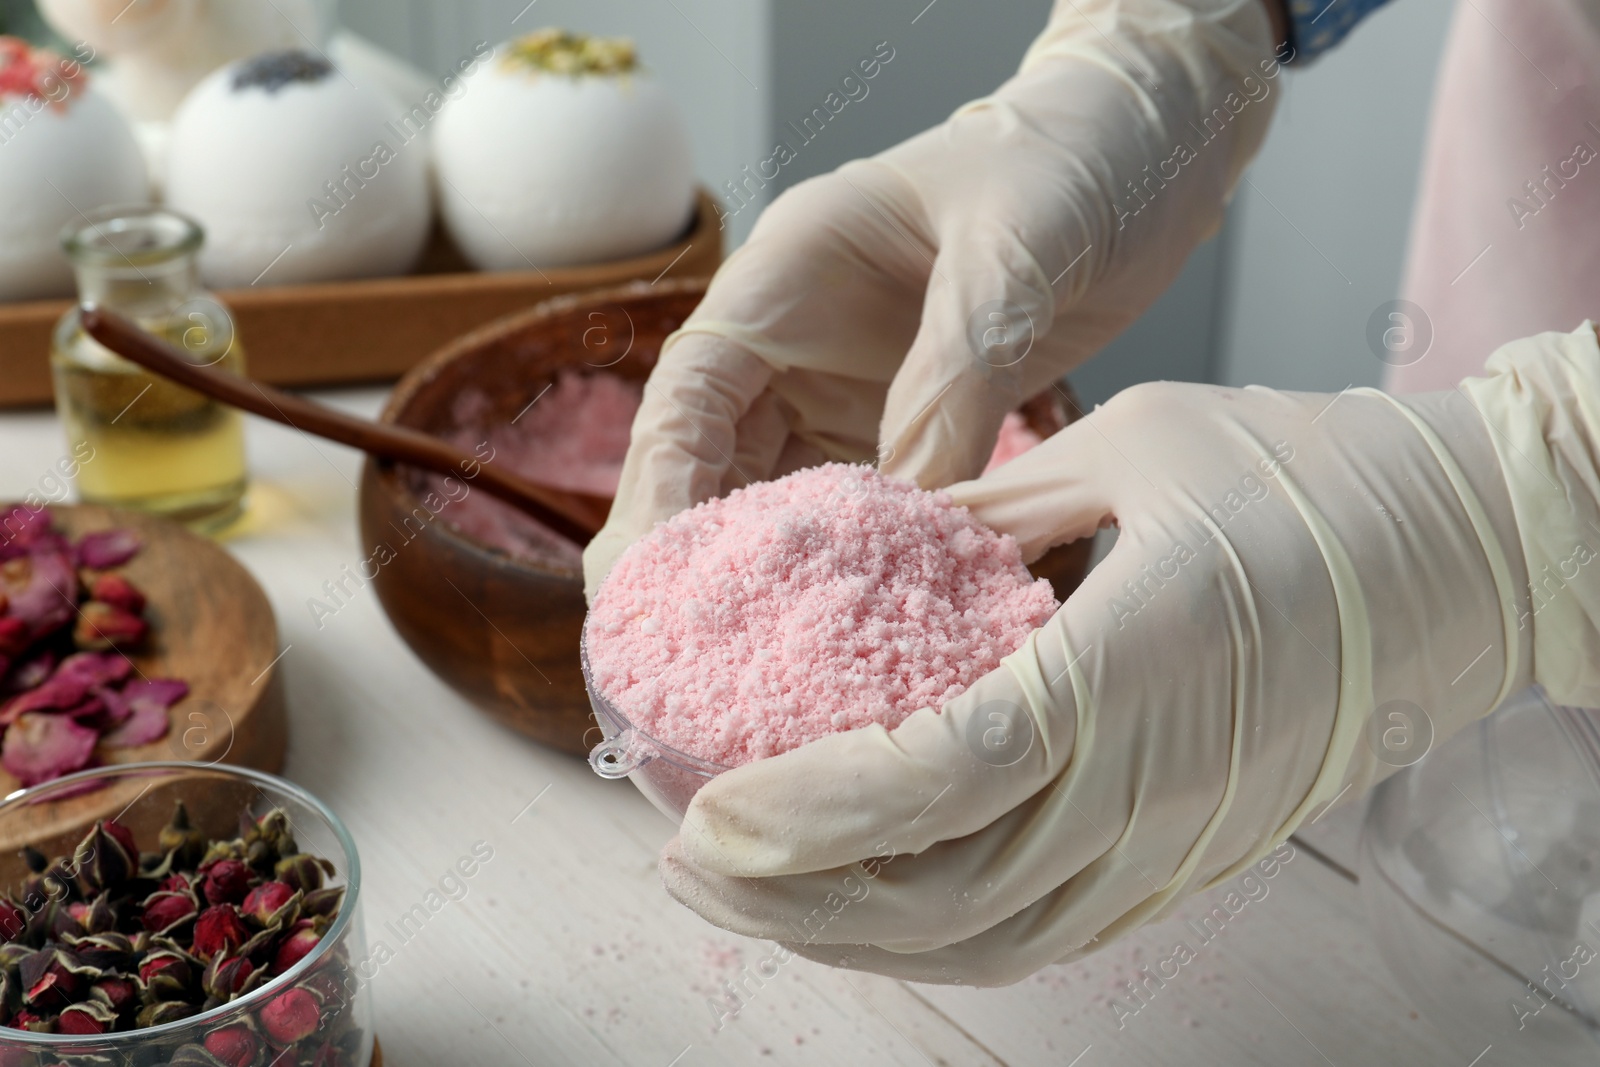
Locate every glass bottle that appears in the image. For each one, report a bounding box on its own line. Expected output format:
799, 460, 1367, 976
52, 206, 248, 532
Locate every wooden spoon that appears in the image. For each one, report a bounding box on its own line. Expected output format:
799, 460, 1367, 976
80, 306, 610, 545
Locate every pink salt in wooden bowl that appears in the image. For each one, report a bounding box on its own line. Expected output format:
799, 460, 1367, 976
360, 279, 1092, 758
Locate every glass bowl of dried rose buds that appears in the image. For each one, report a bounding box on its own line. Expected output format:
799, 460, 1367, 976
0, 761, 372, 1066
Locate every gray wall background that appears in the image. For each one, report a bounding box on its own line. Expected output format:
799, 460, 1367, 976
338, 0, 1457, 403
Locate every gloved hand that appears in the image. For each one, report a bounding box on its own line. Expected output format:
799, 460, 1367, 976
583, 0, 1284, 597
660, 325, 1600, 986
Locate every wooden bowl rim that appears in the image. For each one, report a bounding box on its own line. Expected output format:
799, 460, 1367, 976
369, 278, 711, 582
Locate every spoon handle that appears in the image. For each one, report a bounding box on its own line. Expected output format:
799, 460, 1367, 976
80, 305, 609, 545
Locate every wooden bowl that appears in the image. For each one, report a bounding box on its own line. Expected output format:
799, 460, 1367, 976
0, 504, 286, 840
360, 281, 1093, 756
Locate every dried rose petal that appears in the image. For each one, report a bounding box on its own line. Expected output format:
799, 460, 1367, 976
1, 712, 96, 786
2, 651, 55, 695
192, 905, 249, 960
0, 549, 77, 640
0, 506, 52, 550
0, 672, 89, 724
75, 529, 141, 570
260, 987, 320, 1045
94, 687, 133, 729
205, 1024, 265, 1067
73, 601, 148, 651
86, 573, 145, 614
53, 651, 134, 690
0, 618, 26, 657
0, 899, 22, 941
99, 679, 186, 748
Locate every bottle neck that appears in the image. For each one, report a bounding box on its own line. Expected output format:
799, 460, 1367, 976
73, 255, 202, 323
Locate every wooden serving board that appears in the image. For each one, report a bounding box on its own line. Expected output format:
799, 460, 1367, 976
0, 192, 723, 409
0, 504, 286, 854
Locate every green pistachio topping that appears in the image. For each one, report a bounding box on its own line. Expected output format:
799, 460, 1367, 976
503, 29, 638, 76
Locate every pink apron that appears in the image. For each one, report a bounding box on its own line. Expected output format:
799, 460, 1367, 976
1390, 0, 1600, 393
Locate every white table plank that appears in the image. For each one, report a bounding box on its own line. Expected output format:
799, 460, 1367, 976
0, 394, 1452, 1065
913, 840, 1451, 1066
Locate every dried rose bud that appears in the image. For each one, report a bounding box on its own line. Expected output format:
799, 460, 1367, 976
137, 998, 198, 1028
202, 953, 257, 1000
273, 854, 331, 894
73, 601, 148, 650
57, 999, 116, 1034
66, 893, 114, 934
138, 949, 194, 998
271, 920, 323, 975
89, 974, 138, 1013
249, 810, 296, 861
72, 820, 137, 896
204, 1024, 265, 1067
20, 948, 89, 1008
201, 859, 253, 907
299, 886, 343, 920
192, 904, 250, 960
9, 1008, 45, 1031
64, 931, 136, 973
259, 987, 320, 1045
160, 802, 208, 867
0, 898, 23, 941
101, 819, 138, 860
160, 872, 194, 893
87, 573, 146, 614
25, 897, 77, 945
141, 889, 199, 935
242, 881, 298, 926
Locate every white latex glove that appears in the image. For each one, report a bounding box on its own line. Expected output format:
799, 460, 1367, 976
583, 0, 1285, 597
660, 325, 1600, 986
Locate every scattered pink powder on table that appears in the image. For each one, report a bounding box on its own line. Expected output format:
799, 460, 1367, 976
585, 464, 1058, 767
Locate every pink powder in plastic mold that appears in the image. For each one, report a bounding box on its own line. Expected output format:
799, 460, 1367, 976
584, 463, 1058, 770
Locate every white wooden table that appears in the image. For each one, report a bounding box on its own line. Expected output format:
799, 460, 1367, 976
0, 393, 1456, 1066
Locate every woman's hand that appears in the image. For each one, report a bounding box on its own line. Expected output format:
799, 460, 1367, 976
583, 0, 1285, 596
652, 320, 1600, 984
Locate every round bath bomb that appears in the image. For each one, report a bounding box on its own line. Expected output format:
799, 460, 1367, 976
0, 37, 149, 301
585, 464, 1059, 766
433, 29, 695, 270
163, 49, 430, 287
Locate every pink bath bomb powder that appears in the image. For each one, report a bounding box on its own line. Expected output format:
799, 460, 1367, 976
424, 370, 643, 568
984, 411, 1045, 474
585, 464, 1058, 766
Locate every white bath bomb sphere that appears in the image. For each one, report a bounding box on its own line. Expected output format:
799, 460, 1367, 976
0, 40, 149, 301
434, 31, 695, 270
164, 50, 431, 288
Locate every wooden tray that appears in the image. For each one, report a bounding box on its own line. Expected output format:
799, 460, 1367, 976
0, 190, 723, 409
0, 504, 286, 849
